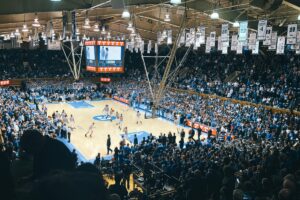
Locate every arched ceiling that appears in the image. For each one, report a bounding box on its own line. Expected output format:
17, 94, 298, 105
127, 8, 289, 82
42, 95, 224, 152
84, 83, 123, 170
0, 0, 299, 41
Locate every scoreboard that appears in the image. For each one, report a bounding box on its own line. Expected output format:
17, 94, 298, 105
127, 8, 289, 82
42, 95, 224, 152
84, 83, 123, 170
85, 40, 125, 73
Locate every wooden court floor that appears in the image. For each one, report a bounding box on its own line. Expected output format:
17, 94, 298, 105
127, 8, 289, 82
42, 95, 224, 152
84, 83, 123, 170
46, 100, 190, 161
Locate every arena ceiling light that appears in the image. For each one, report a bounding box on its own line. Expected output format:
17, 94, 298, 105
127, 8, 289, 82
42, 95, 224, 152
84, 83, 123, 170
83, 18, 91, 29
298, 14, 300, 21
22, 24, 29, 32
210, 11, 219, 19
127, 21, 134, 31
122, 9, 130, 19
107, 31, 111, 39
170, 0, 181, 4
93, 23, 100, 32
32, 14, 41, 27
233, 21, 239, 27
15, 28, 20, 36
164, 13, 171, 22
101, 26, 106, 34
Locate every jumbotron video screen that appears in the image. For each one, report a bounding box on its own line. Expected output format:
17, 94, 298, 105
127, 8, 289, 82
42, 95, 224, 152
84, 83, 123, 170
85, 40, 125, 73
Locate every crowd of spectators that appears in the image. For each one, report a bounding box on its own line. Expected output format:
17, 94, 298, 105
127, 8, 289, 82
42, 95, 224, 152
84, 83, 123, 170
0, 48, 300, 200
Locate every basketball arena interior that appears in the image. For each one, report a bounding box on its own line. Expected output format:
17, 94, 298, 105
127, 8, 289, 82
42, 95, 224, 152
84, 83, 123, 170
0, 0, 300, 200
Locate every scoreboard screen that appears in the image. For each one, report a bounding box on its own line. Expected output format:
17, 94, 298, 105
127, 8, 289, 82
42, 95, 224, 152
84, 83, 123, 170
85, 41, 97, 67
85, 40, 125, 73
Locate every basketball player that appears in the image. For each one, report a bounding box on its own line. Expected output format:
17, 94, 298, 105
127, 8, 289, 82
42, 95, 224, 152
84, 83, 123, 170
116, 111, 120, 126
103, 105, 109, 119
123, 126, 128, 139
109, 108, 114, 121
136, 111, 142, 125
69, 114, 75, 130
85, 122, 95, 137
118, 114, 123, 130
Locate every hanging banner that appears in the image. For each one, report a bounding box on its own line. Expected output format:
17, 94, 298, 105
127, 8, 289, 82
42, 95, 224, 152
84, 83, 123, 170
263, 27, 272, 46
297, 31, 300, 44
276, 36, 285, 54
218, 36, 222, 51
248, 33, 257, 50
62, 12, 67, 40
199, 26, 205, 44
190, 28, 196, 45
231, 35, 238, 51
257, 20, 267, 40
167, 30, 172, 45
205, 37, 211, 53
140, 40, 144, 53
180, 29, 186, 45
268, 32, 277, 50
239, 21, 248, 41
71, 11, 76, 40
222, 46, 228, 54
157, 31, 162, 44
252, 41, 259, 54
195, 31, 201, 47
185, 31, 191, 47
237, 42, 243, 54
154, 43, 158, 54
210, 32, 216, 47
147, 40, 152, 54
287, 24, 297, 44
221, 24, 229, 42
128, 41, 134, 52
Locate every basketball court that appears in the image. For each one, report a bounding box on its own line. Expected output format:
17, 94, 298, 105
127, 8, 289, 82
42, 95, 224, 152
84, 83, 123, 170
46, 99, 190, 162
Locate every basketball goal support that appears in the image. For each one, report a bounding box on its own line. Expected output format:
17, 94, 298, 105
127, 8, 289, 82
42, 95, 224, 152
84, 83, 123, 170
151, 9, 186, 117
61, 41, 84, 80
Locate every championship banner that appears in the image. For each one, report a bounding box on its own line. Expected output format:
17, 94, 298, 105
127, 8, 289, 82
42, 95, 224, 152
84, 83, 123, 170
239, 21, 248, 41
134, 41, 139, 53
167, 30, 172, 45
205, 37, 211, 53
297, 31, 300, 44
190, 28, 196, 45
210, 32, 216, 47
185, 31, 191, 47
257, 20, 267, 40
276, 36, 285, 54
231, 35, 238, 51
157, 31, 162, 44
222, 45, 228, 54
47, 40, 61, 50
180, 29, 185, 45
221, 24, 229, 42
248, 33, 257, 50
154, 43, 158, 54
62, 12, 67, 40
252, 41, 259, 54
199, 26, 205, 45
287, 24, 297, 44
128, 41, 134, 52
147, 40, 152, 54
218, 36, 222, 51
268, 32, 277, 50
262, 26, 272, 46
140, 40, 145, 53
195, 31, 201, 47
71, 11, 76, 40
237, 42, 243, 54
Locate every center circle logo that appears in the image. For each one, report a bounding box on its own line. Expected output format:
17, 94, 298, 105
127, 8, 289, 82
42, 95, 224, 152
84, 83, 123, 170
93, 115, 116, 121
